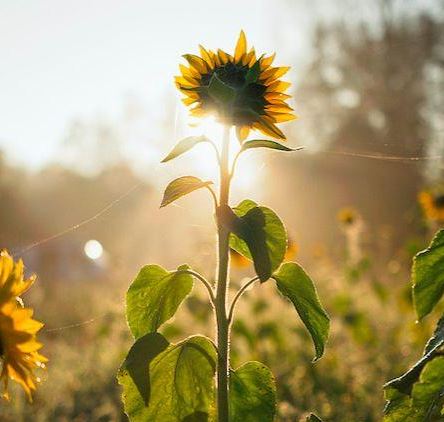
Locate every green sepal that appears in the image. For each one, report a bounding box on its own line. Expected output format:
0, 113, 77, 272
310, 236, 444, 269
208, 73, 236, 104
244, 60, 261, 85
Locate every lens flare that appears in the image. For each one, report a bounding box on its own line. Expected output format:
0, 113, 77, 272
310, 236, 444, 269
84, 239, 103, 260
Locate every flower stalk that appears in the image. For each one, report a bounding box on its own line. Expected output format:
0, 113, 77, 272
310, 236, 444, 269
215, 124, 231, 422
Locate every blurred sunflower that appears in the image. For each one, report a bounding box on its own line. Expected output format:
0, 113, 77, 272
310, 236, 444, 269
0, 250, 46, 401
230, 248, 250, 269
284, 238, 298, 261
175, 30, 296, 141
337, 207, 358, 227
230, 238, 298, 269
0, 302, 47, 401
0, 250, 35, 304
418, 190, 444, 222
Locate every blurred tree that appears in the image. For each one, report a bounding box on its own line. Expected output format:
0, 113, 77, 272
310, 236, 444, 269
297, 0, 443, 157
265, 0, 444, 258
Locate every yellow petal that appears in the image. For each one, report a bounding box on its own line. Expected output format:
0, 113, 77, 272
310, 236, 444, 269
254, 117, 286, 140
179, 64, 200, 79
267, 80, 292, 92
265, 102, 294, 112
182, 97, 197, 106
181, 90, 199, 100
174, 76, 198, 88
190, 106, 206, 118
182, 54, 207, 74
260, 66, 290, 82
199, 45, 215, 69
260, 53, 276, 70
266, 111, 297, 123
218, 49, 232, 65
265, 92, 291, 101
242, 48, 256, 66
210, 50, 221, 67
236, 126, 250, 142
234, 30, 247, 63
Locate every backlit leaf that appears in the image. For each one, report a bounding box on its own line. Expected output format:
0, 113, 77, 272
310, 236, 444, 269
241, 139, 301, 152
412, 229, 444, 320
306, 414, 324, 422
229, 361, 276, 422
161, 176, 213, 208
118, 334, 216, 422
384, 356, 444, 421
272, 262, 330, 360
126, 264, 193, 339
161, 136, 211, 163
384, 315, 444, 395
229, 200, 287, 282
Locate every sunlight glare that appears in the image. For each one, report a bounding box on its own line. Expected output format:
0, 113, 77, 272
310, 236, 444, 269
185, 116, 255, 191
84, 239, 103, 260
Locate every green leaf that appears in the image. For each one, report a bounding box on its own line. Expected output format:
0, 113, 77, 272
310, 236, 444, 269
229, 200, 287, 282
384, 315, 444, 395
208, 73, 236, 104
241, 139, 301, 153
229, 361, 276, 422
161, 136, 211, 163
272, 262, 330, 360
126, 264, 193, 339
118, 334, 216, 422
411, 356, 444, 420
413, 229, 444, 320
306, 414, 324, 422
244, 60, 261, 84
161, 176, 213, 208
384, 356, 444, 421
383, 387, 416, 422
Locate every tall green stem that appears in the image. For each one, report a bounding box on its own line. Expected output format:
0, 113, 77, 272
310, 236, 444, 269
216, 124, 231, 422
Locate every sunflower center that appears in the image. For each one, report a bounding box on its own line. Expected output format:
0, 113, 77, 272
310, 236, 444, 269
433, 195, 444, 209
200, 63, 268, 125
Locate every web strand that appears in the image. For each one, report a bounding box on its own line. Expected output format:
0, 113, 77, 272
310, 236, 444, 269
43, 314, 107, 332
12, 182, 143, 256
320, 149, 443, 163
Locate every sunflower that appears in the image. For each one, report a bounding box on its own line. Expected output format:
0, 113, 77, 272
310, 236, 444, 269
0, 250, 46, 401
418, 190, 444, 222
0, 301, 47, 401
284, 238, 298, 261
0, 250, 35, 305
337, 207, 358, 227
175, 31, 296, 141
230, 247, 250, 269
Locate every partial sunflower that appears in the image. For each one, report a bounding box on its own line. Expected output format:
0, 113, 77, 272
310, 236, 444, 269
284, 238, 298, 262
175, 30, 296, 142
419, 190, 444, 222
230, 247, 250, 269
0, 301, 47, 401
337, 207, 358, 227
0, 250, 35, 305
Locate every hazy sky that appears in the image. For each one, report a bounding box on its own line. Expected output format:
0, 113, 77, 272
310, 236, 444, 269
1, 0, 313, 169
